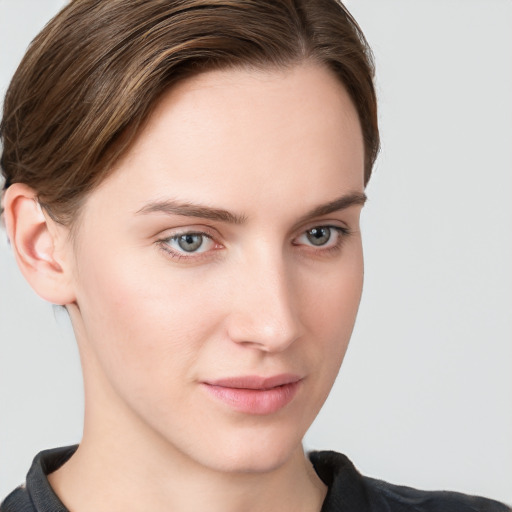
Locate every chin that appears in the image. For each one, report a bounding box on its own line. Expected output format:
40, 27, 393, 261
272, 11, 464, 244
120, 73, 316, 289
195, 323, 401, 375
184, 422, 307, 475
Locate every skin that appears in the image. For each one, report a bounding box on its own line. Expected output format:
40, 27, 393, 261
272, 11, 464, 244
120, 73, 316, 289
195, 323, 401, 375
4, 62, 365, 512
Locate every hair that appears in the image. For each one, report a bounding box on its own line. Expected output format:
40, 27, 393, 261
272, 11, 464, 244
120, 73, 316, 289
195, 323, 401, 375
1, 0, 379, 225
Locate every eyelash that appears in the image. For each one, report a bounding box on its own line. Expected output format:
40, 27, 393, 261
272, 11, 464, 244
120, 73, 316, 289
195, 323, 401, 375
157, 230, 220, 262
293, 226, 351, 256
156, 225, 352, 261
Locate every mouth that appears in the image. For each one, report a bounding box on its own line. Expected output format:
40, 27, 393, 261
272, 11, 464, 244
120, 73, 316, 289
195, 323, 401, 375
201, 374, 302, 415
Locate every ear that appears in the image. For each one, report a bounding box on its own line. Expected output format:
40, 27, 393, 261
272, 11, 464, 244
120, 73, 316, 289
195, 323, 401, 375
3, 183, 76, 305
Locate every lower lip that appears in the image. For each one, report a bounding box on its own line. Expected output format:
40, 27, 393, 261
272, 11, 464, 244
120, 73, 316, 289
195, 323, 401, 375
202, 381, 301, 415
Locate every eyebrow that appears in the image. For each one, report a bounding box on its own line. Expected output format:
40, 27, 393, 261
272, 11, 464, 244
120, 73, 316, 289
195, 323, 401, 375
135, 199, 247, 224
296, 192, 367, 224
135, 192, 366, 224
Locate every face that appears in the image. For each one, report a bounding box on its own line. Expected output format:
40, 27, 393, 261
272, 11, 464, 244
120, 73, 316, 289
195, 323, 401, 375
65, 63, 365, 474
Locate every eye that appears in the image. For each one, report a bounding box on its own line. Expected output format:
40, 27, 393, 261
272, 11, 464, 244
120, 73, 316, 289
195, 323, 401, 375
305, 226, 332, 246
159, 231, 217, 257
175, 233, 207, 252
294, 225, 349, 250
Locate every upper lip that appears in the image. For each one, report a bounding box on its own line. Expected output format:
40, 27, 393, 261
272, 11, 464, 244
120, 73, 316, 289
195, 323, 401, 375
203, 374, 302, 390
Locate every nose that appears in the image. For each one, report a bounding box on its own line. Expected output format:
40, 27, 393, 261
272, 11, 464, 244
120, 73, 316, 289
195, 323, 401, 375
226, 252, 303, 353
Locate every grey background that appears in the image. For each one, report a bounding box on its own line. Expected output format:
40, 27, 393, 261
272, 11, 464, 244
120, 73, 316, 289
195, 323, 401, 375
1, 0, 511, 503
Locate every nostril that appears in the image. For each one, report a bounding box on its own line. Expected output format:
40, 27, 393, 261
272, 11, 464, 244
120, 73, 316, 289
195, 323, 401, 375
227, 309, 302, 353
225, 262, 302, 351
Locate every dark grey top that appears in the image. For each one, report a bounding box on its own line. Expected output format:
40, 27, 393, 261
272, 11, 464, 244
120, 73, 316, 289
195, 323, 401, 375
1, 446, 510, 512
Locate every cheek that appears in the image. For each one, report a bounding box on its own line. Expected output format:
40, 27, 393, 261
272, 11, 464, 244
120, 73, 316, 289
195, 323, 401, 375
72, 244, 228, 388
301, 243, 363, 336
298, 244, 363, 391
73, 249, 181, 382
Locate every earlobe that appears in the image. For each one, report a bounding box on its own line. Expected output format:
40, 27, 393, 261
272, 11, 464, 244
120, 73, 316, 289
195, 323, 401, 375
3, 183, 76, 305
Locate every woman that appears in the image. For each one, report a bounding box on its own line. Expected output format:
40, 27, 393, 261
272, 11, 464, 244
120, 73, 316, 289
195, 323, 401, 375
0, 1, 510, 511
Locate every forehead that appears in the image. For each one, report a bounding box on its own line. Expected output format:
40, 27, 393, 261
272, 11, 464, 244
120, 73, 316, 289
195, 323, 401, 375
84, 63, 365, 222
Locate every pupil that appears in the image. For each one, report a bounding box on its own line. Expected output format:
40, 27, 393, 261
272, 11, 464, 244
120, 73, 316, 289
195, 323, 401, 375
307, 227, 331, 246
178, 234, 203, 252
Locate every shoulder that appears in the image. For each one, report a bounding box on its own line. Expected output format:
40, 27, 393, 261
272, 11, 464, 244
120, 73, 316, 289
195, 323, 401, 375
1, 446, 77, 512
0, 486, 34, 512
309, 450, 511, 512
364, 476, 510, 512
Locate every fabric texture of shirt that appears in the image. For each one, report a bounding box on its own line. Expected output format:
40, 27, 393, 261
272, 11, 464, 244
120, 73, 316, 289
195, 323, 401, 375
1, 446, 510, 512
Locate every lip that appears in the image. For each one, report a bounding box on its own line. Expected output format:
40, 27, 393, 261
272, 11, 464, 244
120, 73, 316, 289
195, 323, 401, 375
201, 374, 302, 415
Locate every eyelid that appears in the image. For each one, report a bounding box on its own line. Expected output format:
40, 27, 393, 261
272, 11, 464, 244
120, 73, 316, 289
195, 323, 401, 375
293, 218, 351, 239
155, 222, 220, 238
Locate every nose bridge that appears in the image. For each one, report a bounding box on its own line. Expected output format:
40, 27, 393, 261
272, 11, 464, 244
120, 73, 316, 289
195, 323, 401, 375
227, 246, 302, 352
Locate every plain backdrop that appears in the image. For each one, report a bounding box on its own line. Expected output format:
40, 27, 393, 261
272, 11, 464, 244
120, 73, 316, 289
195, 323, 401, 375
1, 0, 511, 504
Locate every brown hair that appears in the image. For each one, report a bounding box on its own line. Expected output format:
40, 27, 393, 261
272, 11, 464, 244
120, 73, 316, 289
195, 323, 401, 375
1, 0, 379, 225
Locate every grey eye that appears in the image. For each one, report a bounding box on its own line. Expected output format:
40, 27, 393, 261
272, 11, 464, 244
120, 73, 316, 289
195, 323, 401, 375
306, 227, 332, 246
177, 233, 204, 252
160, 231, 216, 258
